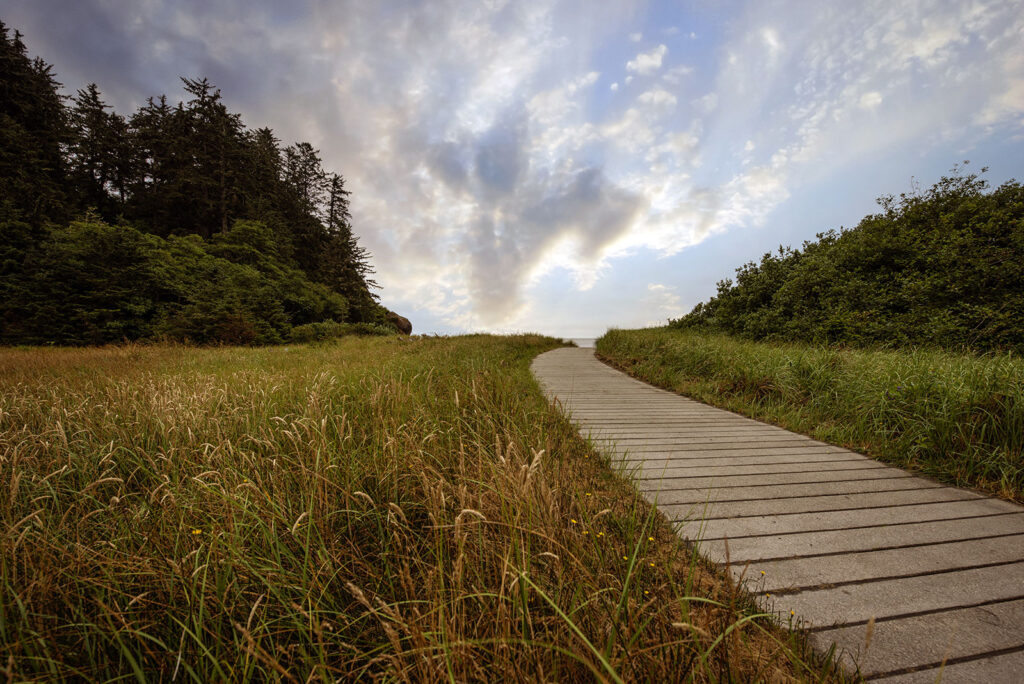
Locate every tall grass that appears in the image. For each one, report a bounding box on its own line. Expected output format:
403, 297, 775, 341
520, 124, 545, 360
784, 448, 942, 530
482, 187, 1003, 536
0, 335, 837, 681
598, 328, 1024, 502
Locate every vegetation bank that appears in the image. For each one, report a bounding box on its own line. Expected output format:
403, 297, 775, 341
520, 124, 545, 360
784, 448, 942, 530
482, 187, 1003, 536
672, 167, 1023, 354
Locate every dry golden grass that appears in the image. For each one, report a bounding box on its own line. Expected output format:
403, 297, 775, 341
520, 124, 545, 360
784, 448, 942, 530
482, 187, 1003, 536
0, 335, 844, 681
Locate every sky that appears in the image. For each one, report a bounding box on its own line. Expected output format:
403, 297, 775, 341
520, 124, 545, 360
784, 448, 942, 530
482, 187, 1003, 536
7, 0, 1024, 337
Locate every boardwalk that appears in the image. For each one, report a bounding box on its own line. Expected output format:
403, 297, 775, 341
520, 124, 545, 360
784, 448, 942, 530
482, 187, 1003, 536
531, 347, 1024, 683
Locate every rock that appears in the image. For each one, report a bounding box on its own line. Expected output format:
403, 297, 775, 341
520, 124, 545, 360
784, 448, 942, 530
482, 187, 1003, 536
386, 311, 412, 335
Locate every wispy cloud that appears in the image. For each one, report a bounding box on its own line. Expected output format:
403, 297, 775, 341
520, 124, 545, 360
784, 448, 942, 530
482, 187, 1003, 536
627, 44, 668, 75
6, 0, 1024, 334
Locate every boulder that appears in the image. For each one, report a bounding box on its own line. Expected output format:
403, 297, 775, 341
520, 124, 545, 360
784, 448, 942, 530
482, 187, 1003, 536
386, 311, 412, 335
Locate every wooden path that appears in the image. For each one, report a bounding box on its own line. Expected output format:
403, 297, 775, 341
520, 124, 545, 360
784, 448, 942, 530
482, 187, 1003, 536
532, 347, 1024, 682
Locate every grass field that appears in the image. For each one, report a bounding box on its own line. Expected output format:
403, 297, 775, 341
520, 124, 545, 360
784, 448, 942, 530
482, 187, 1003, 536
0, 335, 841, 681
598, 328, 1024, 502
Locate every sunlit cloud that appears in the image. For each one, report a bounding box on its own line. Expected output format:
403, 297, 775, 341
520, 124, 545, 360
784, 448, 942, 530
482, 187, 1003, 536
7, 0, 1024, 335
627, 44, 668, 75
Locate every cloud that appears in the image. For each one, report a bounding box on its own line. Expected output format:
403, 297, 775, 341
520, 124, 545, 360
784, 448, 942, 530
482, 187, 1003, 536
636, 87, 678, 112
859, 91, 883, 110
426, 140, 470, 191
474, 111, 527, 194
626, 44, 668, 75
568, 71, 601, 92
629, 32, 643, 42
644, 283, 685, 322
696, 92, 718, 113
761, 27, 783, 58
7, 0, 1024, 335
662, 64, 695, 84
463, 166, 646, 322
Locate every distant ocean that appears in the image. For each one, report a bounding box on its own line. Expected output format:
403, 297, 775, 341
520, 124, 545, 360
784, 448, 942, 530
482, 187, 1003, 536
568, 338, 596, 348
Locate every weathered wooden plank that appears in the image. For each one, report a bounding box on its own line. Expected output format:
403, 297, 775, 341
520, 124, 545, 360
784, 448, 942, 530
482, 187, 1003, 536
813, 599, 1024, 678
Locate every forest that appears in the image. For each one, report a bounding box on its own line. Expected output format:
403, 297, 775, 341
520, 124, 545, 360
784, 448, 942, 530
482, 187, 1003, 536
672, 166, 1024, 353
0, 22, 391, 345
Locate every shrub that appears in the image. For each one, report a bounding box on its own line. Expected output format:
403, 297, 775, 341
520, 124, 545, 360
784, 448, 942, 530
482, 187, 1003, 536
0, 218, 355, 346
288, 320, 394, 343
288, 320, 349, 343
672, 168, 1024, 353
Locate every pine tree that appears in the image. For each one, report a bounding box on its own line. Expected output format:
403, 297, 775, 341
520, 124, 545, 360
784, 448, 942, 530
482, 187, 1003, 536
281, 142, 329, 274
322, 173, 380, 321
126, 95, 180, 235
67, 83, 123, 218
179, 77, 244, 237
0, 22, 68, 223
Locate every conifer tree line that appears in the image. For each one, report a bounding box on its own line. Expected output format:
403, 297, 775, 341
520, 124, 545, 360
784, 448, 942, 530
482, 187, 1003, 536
1, 22, 392, 345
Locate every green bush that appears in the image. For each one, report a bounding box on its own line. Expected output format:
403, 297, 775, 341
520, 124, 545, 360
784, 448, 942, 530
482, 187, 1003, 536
344, 321, 395, 337
0, 218, 353, 346
673, 168, 1024, 353
288, 320, 394, 343
288, 320, 347, 343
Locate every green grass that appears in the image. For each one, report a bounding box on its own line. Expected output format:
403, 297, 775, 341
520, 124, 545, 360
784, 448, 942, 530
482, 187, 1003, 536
0, 335, 842, 681
597, 327, 1024, 502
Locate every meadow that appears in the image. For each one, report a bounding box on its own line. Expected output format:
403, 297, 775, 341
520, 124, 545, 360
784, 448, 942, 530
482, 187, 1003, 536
598, 328, 1024, 502
0, 335, 840, 681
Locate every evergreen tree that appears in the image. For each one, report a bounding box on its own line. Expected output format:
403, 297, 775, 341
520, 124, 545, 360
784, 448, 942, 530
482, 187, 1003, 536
67, 83, 124, 218
322, 173, 381, 321
281, 142, 329, 274
178, 77, 245, 237
0, 22, 391, 345
0, 22, 68, 223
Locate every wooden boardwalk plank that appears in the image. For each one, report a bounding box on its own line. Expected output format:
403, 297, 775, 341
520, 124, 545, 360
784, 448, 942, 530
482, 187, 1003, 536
531, 347, 1024, 681
744, 534, 1024, 591
696, 515, 1024, 564
658, 488, 985, 519
813, 599, 1024, 679
691, 501, 1022, 538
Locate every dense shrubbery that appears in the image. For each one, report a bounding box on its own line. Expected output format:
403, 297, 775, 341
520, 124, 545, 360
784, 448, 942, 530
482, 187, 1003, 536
0, 23, 392, 346
0, 218, 354, 345
672, 167, 1024, 353
287, 320, 394, 343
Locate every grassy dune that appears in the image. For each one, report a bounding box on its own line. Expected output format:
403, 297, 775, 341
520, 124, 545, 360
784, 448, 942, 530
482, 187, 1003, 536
598, 328, 1024, 502
0, 336, 837, 681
